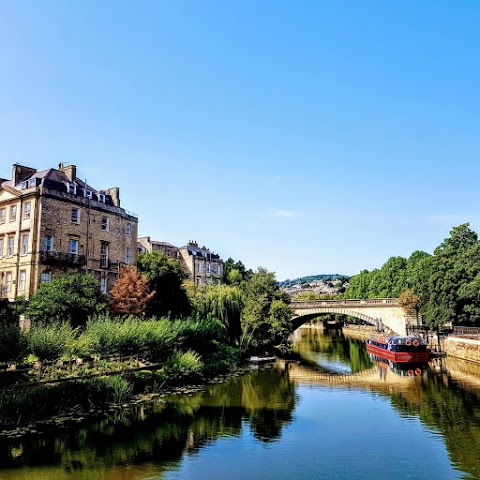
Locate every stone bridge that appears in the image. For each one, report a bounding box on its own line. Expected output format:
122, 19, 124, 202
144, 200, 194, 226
290, 298, 421, 335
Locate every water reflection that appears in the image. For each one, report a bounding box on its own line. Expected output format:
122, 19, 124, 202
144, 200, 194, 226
3, 329, 480, 479
0, 370, 297, 479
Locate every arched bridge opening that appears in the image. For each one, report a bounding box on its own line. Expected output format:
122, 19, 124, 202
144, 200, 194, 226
290, 299, 417, 335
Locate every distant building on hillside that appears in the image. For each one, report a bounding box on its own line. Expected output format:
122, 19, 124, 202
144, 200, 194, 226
179, 241, 223, 286
0, 163, 138, 299
137, 236, 180, 260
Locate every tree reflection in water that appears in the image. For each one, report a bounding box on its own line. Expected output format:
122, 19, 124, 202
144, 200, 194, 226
0, 369, 297, 478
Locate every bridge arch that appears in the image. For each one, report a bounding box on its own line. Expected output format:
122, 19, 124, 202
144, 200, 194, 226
290, 299, 417, 335
290, 309, 380, 331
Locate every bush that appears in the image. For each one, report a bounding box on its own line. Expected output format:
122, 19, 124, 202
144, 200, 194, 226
0, 322, 26, 363
165, 350, 204, 378
27, 322, 76, 362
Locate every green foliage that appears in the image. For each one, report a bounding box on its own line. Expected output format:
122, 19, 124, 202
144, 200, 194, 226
205, 284, 244, 344
240, 268, 293, 355
101, 375, 134, 403
27, 321, 77, 361
24, 274, 106, 327
80, 315, 176, 361
223, 257, 253, 284
165, 350, 204, 378
0, 322, 26, 363
345, 223, 480, 327
137, 250, 191, 318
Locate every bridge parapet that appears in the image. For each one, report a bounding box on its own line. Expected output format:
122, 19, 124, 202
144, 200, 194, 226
290, 298, 407, 335
291, 298, 399, 308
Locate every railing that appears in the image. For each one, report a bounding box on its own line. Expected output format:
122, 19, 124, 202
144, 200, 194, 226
453, 326, 480, 338
40, 251, 87, 266
291, 298, 399, 308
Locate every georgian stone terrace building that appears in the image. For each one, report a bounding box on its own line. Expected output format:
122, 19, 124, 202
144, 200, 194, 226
179, 241, 223, 286
0, 163, 138, 299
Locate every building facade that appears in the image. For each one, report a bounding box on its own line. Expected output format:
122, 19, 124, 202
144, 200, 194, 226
137, 236, 180, 260
0, 163, 138, 299
178, 241, 223, 286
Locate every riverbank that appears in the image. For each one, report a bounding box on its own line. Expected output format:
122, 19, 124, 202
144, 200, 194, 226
0, 365, 252, 440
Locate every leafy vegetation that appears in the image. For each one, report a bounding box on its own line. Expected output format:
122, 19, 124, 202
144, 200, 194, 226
345, 223, 480, 327
137, 250, 191, 318
25, 274, 107, 327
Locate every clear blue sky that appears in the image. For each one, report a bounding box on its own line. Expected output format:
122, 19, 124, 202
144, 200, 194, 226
1, 1, 479, 280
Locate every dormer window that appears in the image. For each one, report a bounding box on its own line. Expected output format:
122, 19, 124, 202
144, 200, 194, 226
98, 192, 106, 203
28, 178, 37, 188
84, 189, 92, 199
67, 183, 76, 195
20, 181, 28, 190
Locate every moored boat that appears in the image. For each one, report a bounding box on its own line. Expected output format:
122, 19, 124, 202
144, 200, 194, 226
366, 335, 431, 362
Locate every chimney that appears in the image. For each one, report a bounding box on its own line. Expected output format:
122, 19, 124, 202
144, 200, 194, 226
58, 163, 77, 182
12, 164, 37, 186
105, 187, 120, 207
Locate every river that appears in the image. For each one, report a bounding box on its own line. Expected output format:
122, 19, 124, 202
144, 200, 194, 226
1, 326, 480, 479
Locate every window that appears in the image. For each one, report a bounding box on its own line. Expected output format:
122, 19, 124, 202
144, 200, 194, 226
43, 235, 53, 252
84, 189, 92, 199
71, 208, 80, 223
41, 270, 52, 283
10, 205, 17, 222
23, 201, 31, 218
196, 277, 202, 285
126, 222, 132, 236
7, 236, 14, 256
6, 273, 12, 292
0, 238, 3, 258
206, 263, 211, 273
18, 270, 26, 291
100, 242, 109, 268
207, 277, 211, 284
197, 263, 202, 274
69, 239, 79, 255
100, 274, 108, 294
21, 233, 29, 255
0, 208, 5, 223
101, 217, 109, 231
125, 247, 131, 265
28, 178, 36, 188
98, 192, 106, 203
20, 181, 28, 190
67, 183, 77, 194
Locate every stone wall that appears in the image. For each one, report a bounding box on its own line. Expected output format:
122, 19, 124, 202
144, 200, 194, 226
444, 336, 480, 364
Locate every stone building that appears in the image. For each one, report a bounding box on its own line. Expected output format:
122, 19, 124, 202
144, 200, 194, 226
0, 163, 138, 299
137, 236, 180, 260
178, 241, 223, 286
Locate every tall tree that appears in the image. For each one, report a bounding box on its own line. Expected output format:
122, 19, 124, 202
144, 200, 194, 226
137, 251, 191, 318
205, 284, 244, 344
109, 265, 155, 317
240, 268, 293, 354
223, 257, 253, 284
25, 274, 106, 326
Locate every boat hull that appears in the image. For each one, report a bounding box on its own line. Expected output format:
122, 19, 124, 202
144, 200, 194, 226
366, 343, 430, 362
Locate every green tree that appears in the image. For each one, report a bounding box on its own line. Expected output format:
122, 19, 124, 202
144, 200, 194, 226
205, 284, 244, 344
25, 274, 106, 326
240, 268, 293, 355
423, 224, 480, 326
137, 250, 191, 318
223, 257, 253, 284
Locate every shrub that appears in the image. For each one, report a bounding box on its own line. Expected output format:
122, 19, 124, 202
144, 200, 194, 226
165, 350, 204, 378
27, 322, 76, 362
0, 322, 26, 363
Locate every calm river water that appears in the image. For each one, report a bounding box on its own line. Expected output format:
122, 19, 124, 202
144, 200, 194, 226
2, 327, 480, 480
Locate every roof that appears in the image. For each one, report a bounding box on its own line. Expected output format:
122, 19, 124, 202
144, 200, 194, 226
180, 245, 221, 260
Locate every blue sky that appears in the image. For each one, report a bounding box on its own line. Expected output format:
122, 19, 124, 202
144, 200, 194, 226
1, 1, 479, 280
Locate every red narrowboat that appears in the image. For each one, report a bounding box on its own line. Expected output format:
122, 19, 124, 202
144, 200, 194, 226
366, 335, 431, 362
